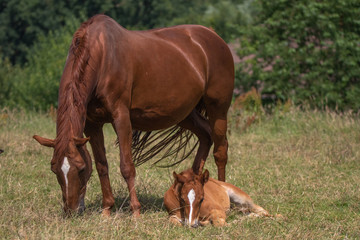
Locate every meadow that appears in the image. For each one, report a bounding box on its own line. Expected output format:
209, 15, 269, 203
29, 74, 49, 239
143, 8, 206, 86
0, 106, 359, 239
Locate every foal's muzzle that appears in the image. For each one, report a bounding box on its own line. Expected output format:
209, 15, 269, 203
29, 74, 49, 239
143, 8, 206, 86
185, 219, 200, 228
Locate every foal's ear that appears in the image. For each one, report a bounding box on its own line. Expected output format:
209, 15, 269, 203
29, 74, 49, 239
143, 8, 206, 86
201, 169, 209, 185
33, 135, 55, 148
73, 137, 90, 146
173, 171, 187, 184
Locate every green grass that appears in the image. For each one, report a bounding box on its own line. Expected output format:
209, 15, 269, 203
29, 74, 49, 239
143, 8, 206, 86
0, 107, 359, 239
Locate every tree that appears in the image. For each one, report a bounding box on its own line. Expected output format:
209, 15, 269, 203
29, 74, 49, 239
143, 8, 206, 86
236, 0, 360, 110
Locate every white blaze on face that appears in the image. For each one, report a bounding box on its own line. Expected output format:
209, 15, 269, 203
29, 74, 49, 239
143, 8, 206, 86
187, 189, 196, 225
61, 157, 70, 197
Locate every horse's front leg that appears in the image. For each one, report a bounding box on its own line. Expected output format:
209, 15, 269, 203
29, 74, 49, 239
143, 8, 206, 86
84, 121, 115, 216
112, 110, 141, 217
209, 209, 227, 227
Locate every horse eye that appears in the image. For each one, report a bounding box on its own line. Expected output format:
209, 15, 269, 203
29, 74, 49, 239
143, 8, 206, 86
200, 198, 204, 204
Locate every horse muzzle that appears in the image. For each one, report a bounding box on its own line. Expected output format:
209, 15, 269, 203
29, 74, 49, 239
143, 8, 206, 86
184, 219, 200, 228
64, 197, 85, 216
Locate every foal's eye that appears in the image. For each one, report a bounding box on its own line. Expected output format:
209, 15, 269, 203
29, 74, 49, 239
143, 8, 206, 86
200, 198, 204, 204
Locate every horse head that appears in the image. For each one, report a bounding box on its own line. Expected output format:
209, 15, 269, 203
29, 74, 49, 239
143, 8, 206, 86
172, 168, 209, 228
33, 135, 92, 215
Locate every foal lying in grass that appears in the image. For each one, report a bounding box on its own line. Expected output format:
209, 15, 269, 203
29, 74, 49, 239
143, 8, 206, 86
164, 169, 270, 227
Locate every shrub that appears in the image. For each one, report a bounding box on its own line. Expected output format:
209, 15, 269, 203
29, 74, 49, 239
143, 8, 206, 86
235, 0, 360, 110
2, 18, 80, 110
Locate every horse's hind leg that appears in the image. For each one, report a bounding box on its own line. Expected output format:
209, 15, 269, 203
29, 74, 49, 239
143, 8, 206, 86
178, 109, 212, 174
221, 181, 270, 217
205, 102, 230, 181
84, 121, 115, 216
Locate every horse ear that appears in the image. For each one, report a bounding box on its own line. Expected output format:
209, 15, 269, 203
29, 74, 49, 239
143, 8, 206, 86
33, 135, 55, 148
73, 137, 90, 146
173, 171, 187, 184
201, 169, 209, 185
173, 171, 178, 180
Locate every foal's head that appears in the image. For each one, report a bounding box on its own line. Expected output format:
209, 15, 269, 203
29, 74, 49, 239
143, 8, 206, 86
33, 135, 92, 215
173, 169, 209, 228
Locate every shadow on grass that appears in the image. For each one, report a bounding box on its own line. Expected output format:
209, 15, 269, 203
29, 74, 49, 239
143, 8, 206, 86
85, 193, 165, 215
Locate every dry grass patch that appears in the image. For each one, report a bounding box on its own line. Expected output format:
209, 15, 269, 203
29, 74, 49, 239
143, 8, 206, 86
0, 107, 359, 239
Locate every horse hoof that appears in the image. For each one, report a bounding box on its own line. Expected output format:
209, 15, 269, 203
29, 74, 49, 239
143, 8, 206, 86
102, 209, 111, 217
132, 210, 141, 218
212, 218, 226, 227
199, 220, 210, 226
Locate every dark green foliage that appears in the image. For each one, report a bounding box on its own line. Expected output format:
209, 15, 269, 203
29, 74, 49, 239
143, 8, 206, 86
0, 18, 79, 110
0, 58, 15, 107
0, 0, 249, 111
0, 0, 247, 65
1, 0, 359, 110
235, 0, 360, 110
0, 0, 80, 64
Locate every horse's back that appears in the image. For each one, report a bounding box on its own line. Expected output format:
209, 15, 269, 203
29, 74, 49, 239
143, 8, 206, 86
82, 15, 233, 130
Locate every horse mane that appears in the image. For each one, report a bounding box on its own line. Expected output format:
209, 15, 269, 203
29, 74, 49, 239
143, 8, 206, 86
54, 16, 96, 158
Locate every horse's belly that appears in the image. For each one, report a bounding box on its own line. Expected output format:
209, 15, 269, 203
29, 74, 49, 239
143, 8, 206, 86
129, 101, 196, 131
130, 109, 178, 130
130, 81, 204, 131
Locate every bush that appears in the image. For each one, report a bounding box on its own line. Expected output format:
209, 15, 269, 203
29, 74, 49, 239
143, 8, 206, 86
235, 0, 360, 110
0, 18, 80, 110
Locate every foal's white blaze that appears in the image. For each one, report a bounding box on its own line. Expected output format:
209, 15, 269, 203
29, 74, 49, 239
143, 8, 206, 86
61, 157, 70, 197
187, 189, 196, 225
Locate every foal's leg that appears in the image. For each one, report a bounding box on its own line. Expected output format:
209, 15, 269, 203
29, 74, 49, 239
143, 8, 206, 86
164, 188, 183, 226
112, 110, 141, 217
84, 121, 115, 216
221, 181, 270, 217
178, 110, 212, 174
209, 209, 227, 227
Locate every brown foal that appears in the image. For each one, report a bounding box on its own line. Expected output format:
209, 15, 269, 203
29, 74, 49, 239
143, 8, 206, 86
164, 169, 270, 227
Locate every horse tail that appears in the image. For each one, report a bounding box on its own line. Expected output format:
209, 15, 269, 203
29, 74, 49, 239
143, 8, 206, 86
132, 100, 208, 167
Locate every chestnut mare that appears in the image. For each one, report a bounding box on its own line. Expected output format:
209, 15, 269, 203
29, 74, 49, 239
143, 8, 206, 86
164, 169, 270, 227
33, 14, 234, 216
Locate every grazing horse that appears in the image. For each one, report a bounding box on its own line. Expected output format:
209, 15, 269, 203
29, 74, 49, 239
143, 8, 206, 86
33, 14, 234, 216
164, 169, 270, 227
